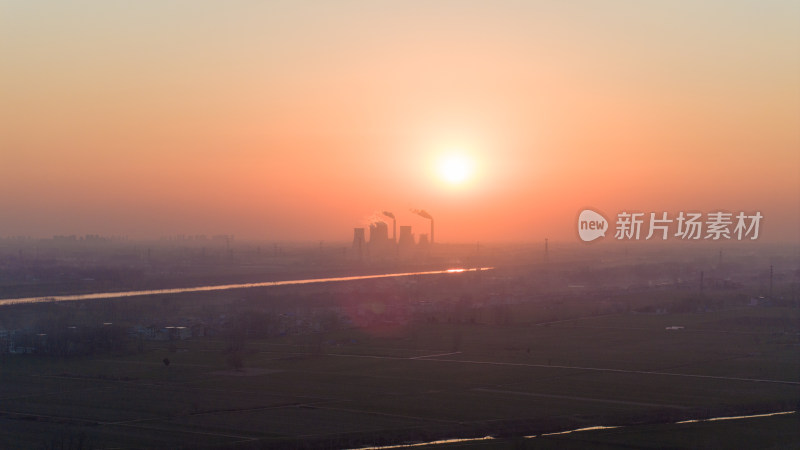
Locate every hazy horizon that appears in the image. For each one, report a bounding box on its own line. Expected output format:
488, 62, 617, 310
2, 1, 798, 243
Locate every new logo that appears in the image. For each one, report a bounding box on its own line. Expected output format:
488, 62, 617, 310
578, 209, 608, 242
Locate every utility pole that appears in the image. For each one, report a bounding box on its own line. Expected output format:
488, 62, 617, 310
545, 238, 549, 263
700, 271, 704, 295
769, 265, 774, 298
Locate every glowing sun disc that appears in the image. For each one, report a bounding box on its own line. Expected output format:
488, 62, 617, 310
438, 154, 474, 185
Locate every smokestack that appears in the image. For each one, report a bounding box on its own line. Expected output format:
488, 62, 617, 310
353, 228, 365, 260
412, 209, 434, 244
382, 211, 396, 242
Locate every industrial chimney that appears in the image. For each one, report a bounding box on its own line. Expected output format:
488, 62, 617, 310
353, 228, 365, 259
412, 209, 434, 245
382, 211, 396, 243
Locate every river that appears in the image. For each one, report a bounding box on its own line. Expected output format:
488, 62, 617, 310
349, 411, 797, 449
0, 267, 492, 306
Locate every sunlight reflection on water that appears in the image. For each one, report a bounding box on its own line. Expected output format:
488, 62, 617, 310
350, 411, 797, 449
534, 425, 620, 437
349, 436, 495, 450
674, 410, 796, 424
0, 267, 494, 306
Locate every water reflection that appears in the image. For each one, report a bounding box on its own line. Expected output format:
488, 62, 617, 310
675, 410, 796, 424
0, 267, 493, 306
351, 411, 796, 449
349, 436, 495, 450
534, 425, 620, 437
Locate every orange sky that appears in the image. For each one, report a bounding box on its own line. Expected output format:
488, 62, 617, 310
1, 1, 798, 243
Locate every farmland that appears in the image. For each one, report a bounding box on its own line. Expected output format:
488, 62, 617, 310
1, 241, 798, 448
2, 302, 798, 449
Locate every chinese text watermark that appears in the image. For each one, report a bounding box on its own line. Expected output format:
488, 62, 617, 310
578, 209, 762, 242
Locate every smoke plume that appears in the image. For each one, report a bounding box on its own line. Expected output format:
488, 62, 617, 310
412, 209, 432, 220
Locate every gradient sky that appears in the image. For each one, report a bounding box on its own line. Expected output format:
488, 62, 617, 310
2, 1, 798, 243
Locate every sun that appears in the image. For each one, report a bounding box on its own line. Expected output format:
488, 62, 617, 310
438, 153, 474, 185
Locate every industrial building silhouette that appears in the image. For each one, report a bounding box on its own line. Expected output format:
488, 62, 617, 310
352, 210, 433, 259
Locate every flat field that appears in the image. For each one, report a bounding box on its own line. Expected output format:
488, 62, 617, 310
1, 307, 798, 449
